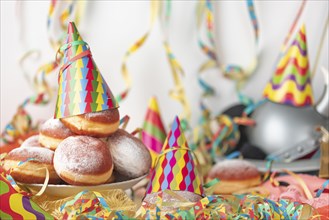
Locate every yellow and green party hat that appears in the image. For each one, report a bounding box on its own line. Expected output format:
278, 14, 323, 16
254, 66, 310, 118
263, 24, 313, 107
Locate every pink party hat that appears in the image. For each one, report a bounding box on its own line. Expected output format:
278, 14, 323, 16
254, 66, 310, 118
263, 24, 313, 107
145, 116, 204, 196
142, 97, 167, 168
54, 22, 118, 118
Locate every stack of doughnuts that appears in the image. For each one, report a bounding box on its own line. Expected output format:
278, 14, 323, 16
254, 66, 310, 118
3, 108, 152, 186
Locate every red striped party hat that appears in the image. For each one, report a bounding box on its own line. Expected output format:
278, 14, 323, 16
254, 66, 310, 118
142, 97, 167, 168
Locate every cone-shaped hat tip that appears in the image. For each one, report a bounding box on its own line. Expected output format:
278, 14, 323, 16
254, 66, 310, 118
148, 96, 159, 112
67, 22, 78, 34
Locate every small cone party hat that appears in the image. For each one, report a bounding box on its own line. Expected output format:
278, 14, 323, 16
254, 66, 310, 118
145, 116, 204, 196
54, 22, 118, 118
142, 97, 167, 168
263, 24, 314, 107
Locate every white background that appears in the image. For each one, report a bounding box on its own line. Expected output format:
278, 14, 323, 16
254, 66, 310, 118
1, 1, 328, 133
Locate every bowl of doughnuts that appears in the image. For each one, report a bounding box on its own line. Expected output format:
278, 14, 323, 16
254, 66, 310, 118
2, 110, 152, 197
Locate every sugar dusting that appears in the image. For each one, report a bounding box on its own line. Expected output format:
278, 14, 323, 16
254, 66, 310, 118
21, 135, 41, 148
209, 159, 259, 180
7, 147, 54, 164
107, 129, 151, 178
40, 118, 75, 138
54, 136, 111, 175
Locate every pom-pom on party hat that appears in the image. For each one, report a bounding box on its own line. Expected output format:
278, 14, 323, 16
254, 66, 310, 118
54, 22, 118, 118
263, 24, 314, 107
142, 97, 167, 168
145, 116, 204, 196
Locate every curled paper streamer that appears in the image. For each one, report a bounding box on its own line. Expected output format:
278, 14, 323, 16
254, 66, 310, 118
220, 0, 260, 106
1, 1, 85, 146
138, 190, 317, 219
118, 1, 159, 103
196, 0, 218, 141
32, 190, 136, 219
159, 1, 191, 122
119, 1, 191, 121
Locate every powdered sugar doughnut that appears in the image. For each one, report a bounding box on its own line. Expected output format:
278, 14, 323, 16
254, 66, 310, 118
207, 159, 261, 194
39, 118, 76, 150
54, 136, 113, 185
107, 129, 151, 178
20, 135, 42, 148
3, 147, 61, 184
143, 191, 202, 212
61, 109, 120, 137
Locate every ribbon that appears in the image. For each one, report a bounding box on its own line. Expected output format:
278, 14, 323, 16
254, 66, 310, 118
315, 179, 329, 198
1, 1, 84, 146
193, 0, 260, 157
159, 1, 191, 122
118, 1, 191, 123
138, 191, 316, 219
117, 1, 159, 103
196, 0, 219, 142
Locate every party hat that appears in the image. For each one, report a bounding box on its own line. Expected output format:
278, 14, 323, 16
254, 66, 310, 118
54, 22, 118, 118
0, 171, 54, 219
142, 97, 167, 168
145, 116, 204, 196
263, 24, 314, 107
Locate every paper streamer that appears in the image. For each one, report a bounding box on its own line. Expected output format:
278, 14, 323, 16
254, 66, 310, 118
196, 0, 219, 141
139, 191, 316, 219
117, 1, 159, 103
159, 1, 191, 122
195, 0, 260, 147
1, 1, 84, 146
118, 1, 191, 122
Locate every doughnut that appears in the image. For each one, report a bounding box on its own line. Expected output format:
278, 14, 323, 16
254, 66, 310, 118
54, 136, 113, 185
2, 147, 61, 184
107, 129, 151, 178
60, 109, 120, 137
143, 191, 202, 212
207, 159, 261, 194
20, 135, 42, 148
39, 118, 76, 150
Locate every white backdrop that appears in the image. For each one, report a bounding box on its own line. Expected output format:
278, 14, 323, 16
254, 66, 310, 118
1, 1, 328, 132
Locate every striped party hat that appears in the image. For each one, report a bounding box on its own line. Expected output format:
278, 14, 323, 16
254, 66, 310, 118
263, 24, 313, 107
0, 172, 54, 219
142, 97, 167, 168
145, 116, 204, 196
54, 22, 118, 118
